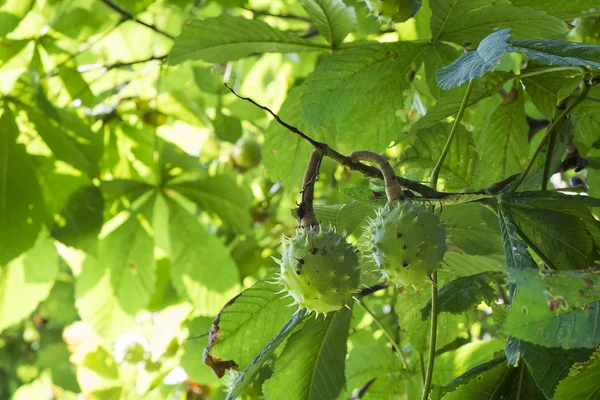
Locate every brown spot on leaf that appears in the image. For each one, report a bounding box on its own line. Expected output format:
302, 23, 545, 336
203, 293, 242, 377
545, 290, 567, 312
579, 289, 590, 298
128, 263, 136, 271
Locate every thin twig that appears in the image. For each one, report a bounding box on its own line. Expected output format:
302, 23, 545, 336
76, 54, 168, 73
242, 7, 312, 22
99, 0, 176, 40
299, 149, 323, 227
222, 85, 584, 200
510, 81, 592, 192
358, 282, 389, 297
45, 20, 124, 78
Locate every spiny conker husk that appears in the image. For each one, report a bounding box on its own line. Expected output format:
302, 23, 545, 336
364, 202, 446, 287
273, 226, 360, 317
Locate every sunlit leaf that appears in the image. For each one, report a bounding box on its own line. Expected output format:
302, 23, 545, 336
166, 197, 240, 316
205, 276, 295, 374
0, 108, 44, 265
0, 228, 58, 332
227, 309, 308, 399
299, 0, 356, 46
75, 210, 156, 341
302, 42, 427, 152
168, 175, 252, 235
430, 0, 568, 43
169, 15, 329, 64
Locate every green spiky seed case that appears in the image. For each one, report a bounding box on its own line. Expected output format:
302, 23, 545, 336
274, 227, 360, 316
365, 202, 446, 287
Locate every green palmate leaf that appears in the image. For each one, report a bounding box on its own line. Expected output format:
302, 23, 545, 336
475, 85, 529, 186
411, 71, 512, 133
299, 0, 356, 46
12, 374, 53, 400
313, 201, 374, 236
0, 108, 44, 265
497, 206, 538, 272
437, 28, 510, 90
433, 339, 505, 386
100, 179, 153, 201
501, 191, 600, 252
302, 42, 427, 152
431, 359, 545, 400
422, 272, 502, 319
0, 40, 35, 94
497, 206, 537, 365
442, 203, 505, 256
430, 358, 507, 400
519, 341, 594, 398
573, 87, 600, 152
168, 15, 329, 64
510, 0, 599, 17
345, 332, 404, 392
227, 309, 308, 400
398, 122, 478, 191
51, 185, 104, 251
509, 39, 600, 69
166, 197, 240, 316
212, 111, 242, 143
590, 150, 600, 199
168, 175, 252, 235
340, 186, 387, 206
430, 0, 568, 43
397, 283, 471, 353
502, 204, 596, 270
73, 344, 122, 399
521, 66, 581, 120
38, 278, 79, 325
263, 308, 351, 400
204, 277, 295, 375
75, 210, 156, 341
26, 107, 103, 178
502, 268, 600, 349
263, 85, 313, 190
522, 61, 581, 119
553, 348, 600, 400
0, 228, 58, 332
501, 190, 600, 207
575, 14, 600, 44
444, 252, 505, 277
0, 0, 34, 36
420, 42, 462, 98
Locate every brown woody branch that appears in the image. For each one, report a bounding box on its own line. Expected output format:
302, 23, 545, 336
224, 85, 587, 199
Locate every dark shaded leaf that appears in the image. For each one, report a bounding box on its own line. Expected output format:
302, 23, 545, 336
422, 272, 502, 319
